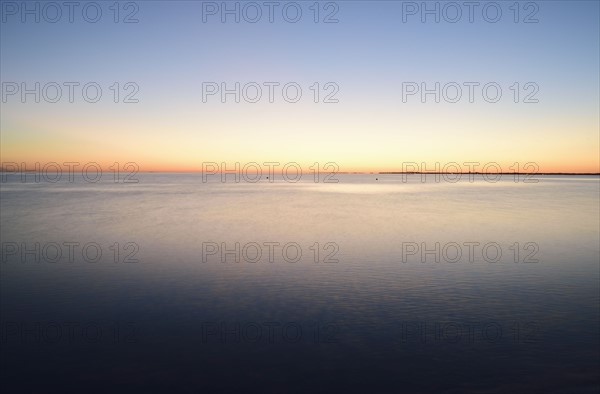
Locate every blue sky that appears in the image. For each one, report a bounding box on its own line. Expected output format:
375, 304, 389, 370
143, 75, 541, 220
1, 1, 599, 171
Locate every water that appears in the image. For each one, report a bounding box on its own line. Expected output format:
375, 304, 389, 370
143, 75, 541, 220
1, 174, 599, 393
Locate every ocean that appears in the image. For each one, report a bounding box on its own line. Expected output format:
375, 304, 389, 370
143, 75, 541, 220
1, 173, 599, 393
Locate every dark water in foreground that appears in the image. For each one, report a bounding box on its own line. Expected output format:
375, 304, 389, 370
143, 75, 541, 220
1, 174, 599, 393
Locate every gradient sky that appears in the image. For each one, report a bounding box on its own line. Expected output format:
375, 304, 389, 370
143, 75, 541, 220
1, 0, 599, 172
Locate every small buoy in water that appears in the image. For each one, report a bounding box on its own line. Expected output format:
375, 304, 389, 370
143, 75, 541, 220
266, 176, 269, 179
376, 178, 378, 181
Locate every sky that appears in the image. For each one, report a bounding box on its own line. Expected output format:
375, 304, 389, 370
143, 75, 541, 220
1, 0, 599, 173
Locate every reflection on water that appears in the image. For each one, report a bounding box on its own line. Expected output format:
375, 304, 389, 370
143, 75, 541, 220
1, 174, 599, 393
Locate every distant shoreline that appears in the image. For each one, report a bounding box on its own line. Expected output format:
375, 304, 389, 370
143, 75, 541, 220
376, 172, 600, 176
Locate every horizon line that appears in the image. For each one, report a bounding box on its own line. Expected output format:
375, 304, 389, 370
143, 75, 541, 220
1, 169, 599, 176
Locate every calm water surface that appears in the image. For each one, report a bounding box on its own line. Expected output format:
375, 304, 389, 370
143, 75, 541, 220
1, 174, 599, 393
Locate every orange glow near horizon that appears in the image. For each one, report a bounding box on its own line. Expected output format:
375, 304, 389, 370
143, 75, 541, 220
2, 107, 599, 174
1, 158, 598, 174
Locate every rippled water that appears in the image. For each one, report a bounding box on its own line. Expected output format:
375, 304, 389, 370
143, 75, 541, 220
1, 174, 599, 393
